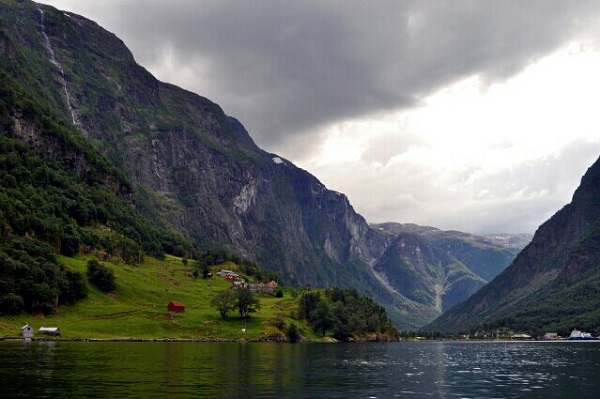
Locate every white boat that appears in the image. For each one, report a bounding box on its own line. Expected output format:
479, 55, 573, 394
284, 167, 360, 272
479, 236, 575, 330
567, 329, 598, 340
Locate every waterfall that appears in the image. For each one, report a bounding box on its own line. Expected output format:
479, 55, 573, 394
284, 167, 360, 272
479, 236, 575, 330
36, 5, 80, 129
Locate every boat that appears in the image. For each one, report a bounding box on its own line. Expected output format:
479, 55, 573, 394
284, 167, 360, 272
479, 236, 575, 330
567, 329, 598, 340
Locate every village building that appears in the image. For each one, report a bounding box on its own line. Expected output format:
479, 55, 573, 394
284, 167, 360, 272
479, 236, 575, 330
232, 282, 276, 294
167, 301, 185, 313
216, 269, 239, 280
21, 324, 33, 340
510, 333, 532, 340
232, 281, 247, 289
38, 327, 60, 336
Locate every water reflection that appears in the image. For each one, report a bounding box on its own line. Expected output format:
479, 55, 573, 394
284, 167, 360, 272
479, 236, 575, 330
1, 341, 600, 398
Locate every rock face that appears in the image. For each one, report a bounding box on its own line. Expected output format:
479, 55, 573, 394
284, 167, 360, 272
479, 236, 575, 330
370, 223, 527, 326
427, 156, 600, 333
0, 1, 527, 328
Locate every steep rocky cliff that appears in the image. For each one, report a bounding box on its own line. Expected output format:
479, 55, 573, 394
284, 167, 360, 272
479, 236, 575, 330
1, 0, 402, 318
0, 0, 526, 328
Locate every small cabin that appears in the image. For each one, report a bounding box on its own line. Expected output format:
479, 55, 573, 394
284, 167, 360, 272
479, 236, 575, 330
21, 324, 34, 340
167, 301, 185, 313
38, 327, 60, 336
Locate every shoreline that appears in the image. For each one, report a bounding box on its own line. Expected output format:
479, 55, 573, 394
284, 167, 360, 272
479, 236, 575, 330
3, 336, 594, 344
1, 335, 401, 343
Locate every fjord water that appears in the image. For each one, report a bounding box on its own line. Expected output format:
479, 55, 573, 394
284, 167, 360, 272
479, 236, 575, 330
1, 341, 599, 398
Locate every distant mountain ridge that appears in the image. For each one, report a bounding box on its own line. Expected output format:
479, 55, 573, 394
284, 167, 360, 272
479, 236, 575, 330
427, 155, 600, 334
0, 0, 529, 328
481, 234, 534, 250
370, 223, 529, 324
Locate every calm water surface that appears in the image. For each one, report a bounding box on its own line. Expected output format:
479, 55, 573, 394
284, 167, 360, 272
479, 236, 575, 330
1, 341, 599, 398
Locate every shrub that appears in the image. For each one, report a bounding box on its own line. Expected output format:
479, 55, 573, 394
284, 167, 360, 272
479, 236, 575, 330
287, 322, 300, 343
274, 315, 286, 330
86, 259, 116, 292
60, 270, 88, 304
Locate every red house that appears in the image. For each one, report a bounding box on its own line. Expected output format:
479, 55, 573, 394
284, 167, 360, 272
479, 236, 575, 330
167, 301, 185, 313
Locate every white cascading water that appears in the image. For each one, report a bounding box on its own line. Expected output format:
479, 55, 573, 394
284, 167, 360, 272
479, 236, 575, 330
36, 5, 80, 128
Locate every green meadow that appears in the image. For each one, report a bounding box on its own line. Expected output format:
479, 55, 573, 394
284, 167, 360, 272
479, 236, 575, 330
0, 255, 311, 341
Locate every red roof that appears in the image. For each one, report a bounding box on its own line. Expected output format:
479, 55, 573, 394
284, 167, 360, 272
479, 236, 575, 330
167, 301, 186, 312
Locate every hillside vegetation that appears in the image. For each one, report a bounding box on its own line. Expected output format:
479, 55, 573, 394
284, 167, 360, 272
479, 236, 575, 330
0, 255, 398, 342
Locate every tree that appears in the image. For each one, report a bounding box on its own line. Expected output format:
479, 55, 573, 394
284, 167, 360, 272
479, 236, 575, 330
298, 292, 320, 319
86, 259, 116, 292
60, 224, 80, 256
311, 301, 334, 337
211, 290, 236, 318
287, 322, 300, 343
0, 293, 24, 315
60, 270, 88, 304
332, 320, 352, 341
236, 288, 261, 319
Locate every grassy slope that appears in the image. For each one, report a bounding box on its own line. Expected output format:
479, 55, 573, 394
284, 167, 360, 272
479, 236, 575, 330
0, 256, 311, 341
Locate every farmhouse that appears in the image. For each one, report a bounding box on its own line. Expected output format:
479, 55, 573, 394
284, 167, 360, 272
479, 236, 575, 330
216, 269, 239, 279
167, 301, 185, 313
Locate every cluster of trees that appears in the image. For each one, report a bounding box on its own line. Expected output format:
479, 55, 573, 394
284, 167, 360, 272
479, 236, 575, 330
297, 288, 399, 340
0, 237, 87, 315
1, 240, 127, 315
210, 288, 261, 319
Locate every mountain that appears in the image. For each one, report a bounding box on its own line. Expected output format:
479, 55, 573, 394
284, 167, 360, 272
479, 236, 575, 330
370, 223, 529, 324
0, 0, 526, 328
427, 155, 600, 334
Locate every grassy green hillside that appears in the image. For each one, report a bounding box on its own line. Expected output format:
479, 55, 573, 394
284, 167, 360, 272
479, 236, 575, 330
0, 255, 300, 341
0, 255, 398, 341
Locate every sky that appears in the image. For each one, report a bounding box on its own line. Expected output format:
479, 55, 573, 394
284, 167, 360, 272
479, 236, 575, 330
38, 0, 600, 234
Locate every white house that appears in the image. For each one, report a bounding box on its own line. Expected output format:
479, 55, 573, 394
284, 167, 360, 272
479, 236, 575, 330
21, 324, 33, 340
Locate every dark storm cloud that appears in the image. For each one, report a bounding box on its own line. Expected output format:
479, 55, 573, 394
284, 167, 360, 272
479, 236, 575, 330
62, 0, 600, 154
34, 0, 600, 234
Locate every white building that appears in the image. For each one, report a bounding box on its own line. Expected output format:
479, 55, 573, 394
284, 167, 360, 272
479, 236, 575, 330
38, 327, 60, 336
21, 324, 33, 341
